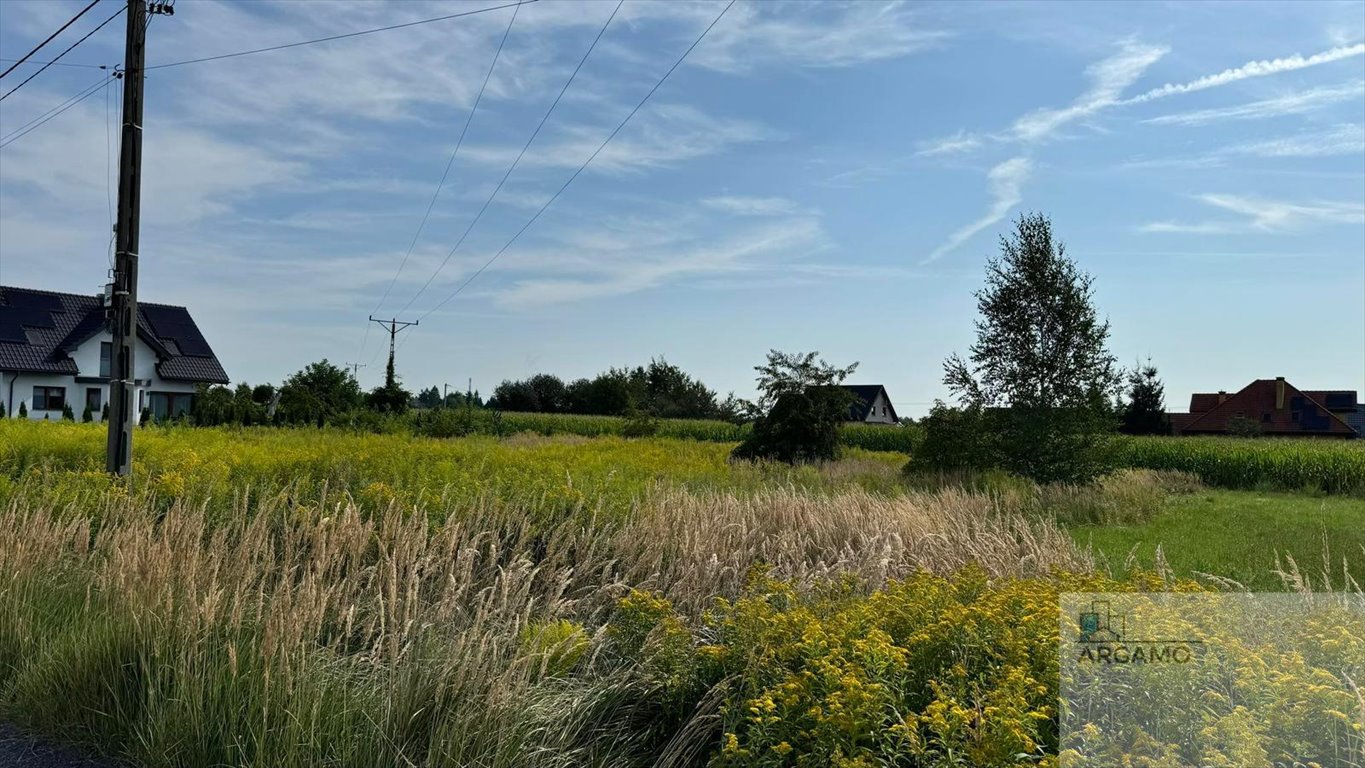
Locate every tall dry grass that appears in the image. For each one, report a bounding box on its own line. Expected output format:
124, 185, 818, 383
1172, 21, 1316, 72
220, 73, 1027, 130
0, 481, 1087, 766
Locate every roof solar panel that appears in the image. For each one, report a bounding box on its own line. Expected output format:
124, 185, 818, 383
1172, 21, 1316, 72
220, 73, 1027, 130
4, 291, 63, 313
11, 306, 56, 328
0, 312, 29, 343
143, 305, 213, 357
1323, 392, 1356, 409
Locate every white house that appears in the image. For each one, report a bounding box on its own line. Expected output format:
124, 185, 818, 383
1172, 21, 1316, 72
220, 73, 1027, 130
0, 285, 228, 421
840, 384, 899, 425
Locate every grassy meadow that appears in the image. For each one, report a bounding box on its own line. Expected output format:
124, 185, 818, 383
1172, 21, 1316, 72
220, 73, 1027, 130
1, 419, 1361, 766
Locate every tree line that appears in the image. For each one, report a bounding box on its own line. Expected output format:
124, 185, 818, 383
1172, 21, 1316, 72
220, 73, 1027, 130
484, 358, 739, 421
187, 212, 1171, 485
188, 357, 743, 428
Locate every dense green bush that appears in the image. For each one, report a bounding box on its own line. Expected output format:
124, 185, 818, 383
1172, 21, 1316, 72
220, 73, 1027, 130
910, 404, 1116, 485
732, 389, 852, 464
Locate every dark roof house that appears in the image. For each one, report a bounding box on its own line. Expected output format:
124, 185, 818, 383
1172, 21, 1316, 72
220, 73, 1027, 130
0, 285, 228, 385
839, 384, 899, 425
1172, 377, 1358, 438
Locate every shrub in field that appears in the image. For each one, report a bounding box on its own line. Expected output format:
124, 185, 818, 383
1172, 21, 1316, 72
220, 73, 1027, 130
1226, 415, 1262, 438
621, 409, 661, 438
277, 359, 364, 424
732, 388, 851, 464
411, 406, 493, 438
732, 350, 859, 464
908, 403, 999, 473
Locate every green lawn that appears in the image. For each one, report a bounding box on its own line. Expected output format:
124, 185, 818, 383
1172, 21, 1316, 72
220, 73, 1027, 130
1072, 489, 1365, 591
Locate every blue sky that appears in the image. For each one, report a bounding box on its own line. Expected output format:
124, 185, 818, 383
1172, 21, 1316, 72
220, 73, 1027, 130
1, 0, 1362, 416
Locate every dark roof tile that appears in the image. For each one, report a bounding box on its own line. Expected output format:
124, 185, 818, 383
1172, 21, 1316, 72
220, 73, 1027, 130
0, 285, 227, 384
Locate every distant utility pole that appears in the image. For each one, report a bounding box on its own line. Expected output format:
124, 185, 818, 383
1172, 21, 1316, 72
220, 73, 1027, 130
368, 316, 417, 387
106, 0, 174, 476
344, 362, 366, 379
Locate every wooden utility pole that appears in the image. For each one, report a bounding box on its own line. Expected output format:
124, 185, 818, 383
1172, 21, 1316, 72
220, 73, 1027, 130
107, 0, 174, 475
344, 362, 367, 379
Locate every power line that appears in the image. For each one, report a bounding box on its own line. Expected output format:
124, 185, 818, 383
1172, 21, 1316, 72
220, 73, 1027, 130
392, 0, 624, 318
370, 0, 524, 322
0, 73, 115, 148
144, 0, 537, 71
1, 5, 126, 102
0, 0, 101, 79
2, 2, 537, 153
410, 0, 737, 326
358, 0, 524, 367
0, 1, 527, 75
0, 58, 112, 71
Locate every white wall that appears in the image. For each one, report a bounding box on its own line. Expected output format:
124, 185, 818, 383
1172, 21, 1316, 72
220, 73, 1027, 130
863, 391, 898, 425
68, 331, 162, 383
2, 331, 194, 420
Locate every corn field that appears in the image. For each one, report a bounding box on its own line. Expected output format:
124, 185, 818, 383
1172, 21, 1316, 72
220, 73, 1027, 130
1116, 435, 1365, 494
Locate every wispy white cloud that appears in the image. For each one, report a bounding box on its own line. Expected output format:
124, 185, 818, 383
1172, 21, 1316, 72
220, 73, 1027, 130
491, 214, 829, 307
701, 196, 802, 216
683, 1, 950, 73
1140, 193, 1365, 234
921, 157, 1031, 264
1121, 123, 1365, 169
1124, 43, 1365, 104
919, 40, 1364, 159
913, 130, 983, 157
1009, 41, 1168, 143
462, 103, 774, 174
909, 39, 1166, 155
1137, 220, 1237, 235
1142, 81, 1365, 126
1226, 123, 1365, 158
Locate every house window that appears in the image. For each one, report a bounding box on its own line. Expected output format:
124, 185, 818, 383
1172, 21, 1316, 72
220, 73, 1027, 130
100, 342, 112, 378
33, 386, 66, 411
86, 388, 102, 414
148, 392, 193, 420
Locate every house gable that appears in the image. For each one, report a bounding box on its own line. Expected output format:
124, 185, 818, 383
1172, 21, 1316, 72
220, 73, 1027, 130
1180, 378, 1355, 437
840, 384, 899, 424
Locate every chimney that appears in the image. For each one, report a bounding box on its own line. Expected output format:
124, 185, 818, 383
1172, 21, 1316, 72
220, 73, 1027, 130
1217, 391, 1228, 404
1276, 377, 1285, 410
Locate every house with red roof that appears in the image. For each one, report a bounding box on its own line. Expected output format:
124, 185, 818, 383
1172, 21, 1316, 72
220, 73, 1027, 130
1169, 377, 1360, 438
